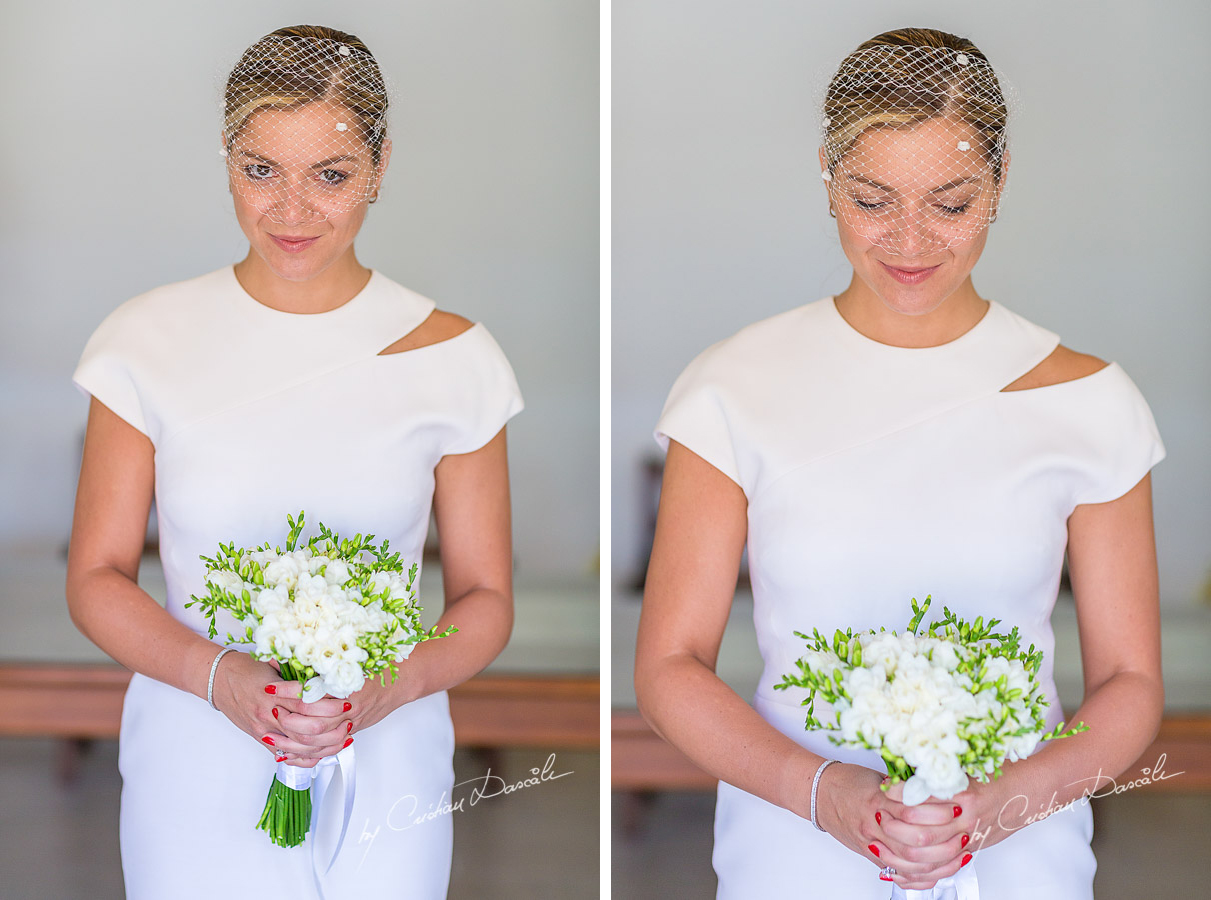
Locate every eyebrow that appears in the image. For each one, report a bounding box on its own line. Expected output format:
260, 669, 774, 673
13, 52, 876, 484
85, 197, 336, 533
238, 151, 361, 169
843, 174, 981, 194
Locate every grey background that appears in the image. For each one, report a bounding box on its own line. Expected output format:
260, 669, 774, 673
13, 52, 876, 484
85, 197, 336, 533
613, 0, 1210, 606
0, 0, 599, 585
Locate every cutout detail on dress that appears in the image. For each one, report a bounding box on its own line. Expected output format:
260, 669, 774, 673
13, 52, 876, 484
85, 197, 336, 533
377, 310, 475, 356
1000, 345, 1109, 392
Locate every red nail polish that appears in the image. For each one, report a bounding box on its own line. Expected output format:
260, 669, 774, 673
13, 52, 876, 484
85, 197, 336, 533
343, 737, 353, 748
275, 755, 287, 762
953, 805, 962, 818
346, 721, 353, 733
868, 844, 879, 857
264, 685, 277, 695
271, 708, 278, 719
875, 811, 882, 825
961, 853, 972, 867
262, 736, 275, 746
879, 874, 893, 882
961, 834, 970, 849
343, 702, 352, 712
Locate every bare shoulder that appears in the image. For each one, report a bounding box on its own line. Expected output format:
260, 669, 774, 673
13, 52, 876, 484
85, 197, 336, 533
1001, 345, 1110, 392
377, 310, 475, 355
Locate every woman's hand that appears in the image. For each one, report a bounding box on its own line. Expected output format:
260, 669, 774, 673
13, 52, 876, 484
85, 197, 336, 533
211, 652, 351, 767
816, 764, 972, 890
253, 671, 408, 768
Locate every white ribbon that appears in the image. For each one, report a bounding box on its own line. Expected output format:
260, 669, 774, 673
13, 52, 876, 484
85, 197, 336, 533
272, 745, 357, 900
890, 858, 979, 900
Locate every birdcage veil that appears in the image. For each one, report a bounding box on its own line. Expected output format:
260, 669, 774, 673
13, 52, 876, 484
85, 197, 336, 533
817, 40, 1019, 256
219, 31, 391, 226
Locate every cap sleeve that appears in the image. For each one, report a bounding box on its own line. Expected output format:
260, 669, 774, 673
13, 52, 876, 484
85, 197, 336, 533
1071, 364, 1165, 506
442, 325, 524, 455
72, 306, 149, 437
654, 343, 743, 490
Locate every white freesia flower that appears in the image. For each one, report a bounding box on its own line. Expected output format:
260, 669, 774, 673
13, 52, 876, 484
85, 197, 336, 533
250, 549, 278, 567
263, 555, 303, 588
324, 559, 351, 585
206, 570, 244, 594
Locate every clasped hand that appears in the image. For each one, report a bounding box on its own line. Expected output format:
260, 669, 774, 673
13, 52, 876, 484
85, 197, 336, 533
212, 652, 401, 767
816, 762, 996, 891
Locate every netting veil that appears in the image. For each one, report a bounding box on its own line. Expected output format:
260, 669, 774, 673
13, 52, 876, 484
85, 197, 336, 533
820, 44, 1017, 256
221, 34, 389, 225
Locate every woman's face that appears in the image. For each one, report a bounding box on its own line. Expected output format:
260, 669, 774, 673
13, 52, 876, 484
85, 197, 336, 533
823, 117, 1006, 317
226, 101, 390, 282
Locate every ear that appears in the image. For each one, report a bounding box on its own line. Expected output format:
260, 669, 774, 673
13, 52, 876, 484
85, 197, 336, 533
994, 149, 1011, 219
818, 146, 834, 216
375, 135, 393, 187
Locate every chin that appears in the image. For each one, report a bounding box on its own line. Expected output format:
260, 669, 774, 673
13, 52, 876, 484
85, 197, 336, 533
876, 288, 949, 317
259, 249, 335, 283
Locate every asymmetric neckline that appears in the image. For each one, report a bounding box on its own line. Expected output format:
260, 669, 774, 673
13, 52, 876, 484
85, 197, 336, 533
226, 264, 382, 319
824, 294, 998, 353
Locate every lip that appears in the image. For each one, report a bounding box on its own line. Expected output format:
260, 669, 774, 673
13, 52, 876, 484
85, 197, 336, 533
879, 261, 941, 285
269, 235, 320, 253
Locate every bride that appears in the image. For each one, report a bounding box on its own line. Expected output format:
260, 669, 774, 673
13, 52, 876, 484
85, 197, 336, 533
66, 25, 521, 898
635, 27, 1164, 898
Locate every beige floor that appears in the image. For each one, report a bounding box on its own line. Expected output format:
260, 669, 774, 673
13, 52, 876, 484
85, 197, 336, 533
611, 787, 1211, 898
0, 737, 598, 899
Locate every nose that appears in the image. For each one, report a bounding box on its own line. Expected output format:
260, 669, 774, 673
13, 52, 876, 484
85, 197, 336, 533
266, 176, 322, 227
883, 203, 944, 259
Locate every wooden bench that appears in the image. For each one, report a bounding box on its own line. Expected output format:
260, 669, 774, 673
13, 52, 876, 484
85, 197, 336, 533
612, 708, 1211, 793
0, 663, 599, 749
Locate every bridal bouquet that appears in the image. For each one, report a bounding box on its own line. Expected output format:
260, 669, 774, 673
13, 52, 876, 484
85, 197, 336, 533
775, 596, 1086, 806
186, 511, 455, 847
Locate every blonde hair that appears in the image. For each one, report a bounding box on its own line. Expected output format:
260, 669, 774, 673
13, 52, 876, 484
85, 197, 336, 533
223, 24, 388, 167
823, 28, 1008, 183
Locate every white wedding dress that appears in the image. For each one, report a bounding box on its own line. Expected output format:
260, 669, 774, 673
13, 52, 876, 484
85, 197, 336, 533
655, 297, 1164, 899
73, 265, 523, 899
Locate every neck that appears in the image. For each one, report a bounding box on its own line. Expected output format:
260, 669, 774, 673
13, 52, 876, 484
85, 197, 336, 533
833, 274, 989, 348
233, 248, 371, 314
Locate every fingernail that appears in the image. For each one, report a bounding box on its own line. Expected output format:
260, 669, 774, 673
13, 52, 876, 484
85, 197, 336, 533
264, 685, 277, 695
343, 702, 352, 712
275, 755, 287, 762
343, 737, 353, 748
961, 833, 970, 849
879, 874, 893, 882
953, 805, 963, 818
868, 843, 879, 857
961, 853, 972, 867
346, 721, 353, 733
262, 736, 275, 746
272, 708, 279, 719
875, 811, 882, 825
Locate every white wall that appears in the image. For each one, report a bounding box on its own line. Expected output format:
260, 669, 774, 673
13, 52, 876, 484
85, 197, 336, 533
613, 0, 1211, 604
0, 0, 598, 583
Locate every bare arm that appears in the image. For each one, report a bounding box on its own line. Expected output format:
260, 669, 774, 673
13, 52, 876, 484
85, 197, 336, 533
65, 397, 228, 698
635, 441, 820, 815
636, 442, 957, 886
339, 426, 514, 729
65, 397, 319, 759
956, 473, 1164, 848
